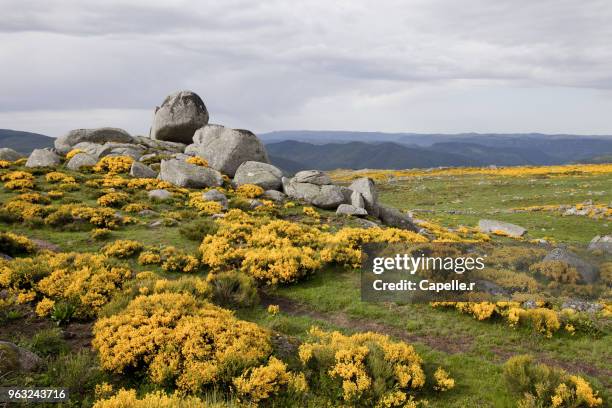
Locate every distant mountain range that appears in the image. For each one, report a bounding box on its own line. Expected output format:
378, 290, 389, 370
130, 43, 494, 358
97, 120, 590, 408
1, 128, 611, 173
0, 129, 54, 153
262, 131, 612, 173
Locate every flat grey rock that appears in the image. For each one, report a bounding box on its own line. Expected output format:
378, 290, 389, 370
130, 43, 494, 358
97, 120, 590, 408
55, 127, 134, 154
25, 149, 60, 168
148, 189, 172, 201
0, 148, 23, 161
0, 341, 42, 372
202, 189, 228, 210
263, 190, 287, 202
234, 161, 283, 190
478, 219, 527, 237
158, 159, 223, 188
588, 235, 611, 254
293, 170, 331, 185
130, 161, 157, 178
66, 152, 97, 170
378, 205, 418, 231
336, 204, 368, 217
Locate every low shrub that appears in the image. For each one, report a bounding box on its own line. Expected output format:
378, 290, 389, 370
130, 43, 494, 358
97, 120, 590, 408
92, 292, 272, 393
93, 156, 134, 174
530, 260, 581, 284
97, 192, 130, 208
102, 240, 143, 258
0, 231, 37, 256
23, 328, 69, 357
207, 271, 259, 308
92, 389, 229, 408
179, 218, 219, 241
503, 355, 602, 407
297, 327, 440, 406
235, 184, 264, 199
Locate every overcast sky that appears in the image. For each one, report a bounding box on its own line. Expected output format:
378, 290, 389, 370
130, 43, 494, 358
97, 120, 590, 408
1, 0, 611, 138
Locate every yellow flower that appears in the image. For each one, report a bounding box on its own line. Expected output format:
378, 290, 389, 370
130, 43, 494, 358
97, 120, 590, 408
97, 192, 130, 207
35, 297, 55, 317
65, 149, 84, 160
433, 367, 455, 391
102, 240, 143, 258
93, 156, 134, 174
186, 156, 208, 167
92, 293, 271, 392
303, 206, 320, 219
267, 304, 280, 316
236, 184, 264, 198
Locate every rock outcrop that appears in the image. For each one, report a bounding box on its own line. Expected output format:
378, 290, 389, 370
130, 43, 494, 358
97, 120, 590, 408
158, 159, 223, 188
378, 205, 418, 231
263, 190, 287, 202
55, 127, 134, 154
202, 189, 229, 210
25, 149, 61, 168
0, 341, 42, 372
349, 178, 379, 217
588, 235, 611, 254
186, 125, 269, 177
283, 171, 345, 210
478, 219, 527, 238
66, 152, 97, 170
543, 247, 597, 284
150, 90, 209, 144
130, 161, 157, 178
233, 161, 283, 190
148, 189, 172, 201
336, 204, 368, 217
0, 148, 23, 161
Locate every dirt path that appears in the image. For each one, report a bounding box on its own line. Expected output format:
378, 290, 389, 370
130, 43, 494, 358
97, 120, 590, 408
260, 293, 473, 354
261, 293, 611, 387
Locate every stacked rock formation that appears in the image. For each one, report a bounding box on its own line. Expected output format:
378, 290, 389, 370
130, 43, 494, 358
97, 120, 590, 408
35, 89, 418, 229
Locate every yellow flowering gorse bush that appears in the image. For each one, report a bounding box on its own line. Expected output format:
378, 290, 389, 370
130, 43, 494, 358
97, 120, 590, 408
200, 209, 427, 284
93, 156, 134, 174
298, 327, 436, 406
93, 292, 272, 393
236, 184, 264, 198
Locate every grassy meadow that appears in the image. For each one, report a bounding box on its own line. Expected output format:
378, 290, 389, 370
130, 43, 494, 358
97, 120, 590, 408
0, 158, 610, 407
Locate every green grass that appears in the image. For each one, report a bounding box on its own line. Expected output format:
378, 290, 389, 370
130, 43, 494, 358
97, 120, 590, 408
1, 164, 610, 407
259, 268, 610, 405
378, 173, 611, 243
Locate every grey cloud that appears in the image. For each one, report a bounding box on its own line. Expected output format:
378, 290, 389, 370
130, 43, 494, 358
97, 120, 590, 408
1, 0, 611, 135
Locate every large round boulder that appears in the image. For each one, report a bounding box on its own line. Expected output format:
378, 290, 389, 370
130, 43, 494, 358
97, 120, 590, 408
233, 161, 283, 190
158, 159, 223, 188
25, 149, 61, 168
55, 127, 134, 154
186, 124, 269, 177
150, 90, 209, 144
0, 148, 23, 161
